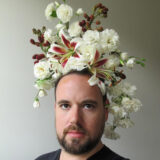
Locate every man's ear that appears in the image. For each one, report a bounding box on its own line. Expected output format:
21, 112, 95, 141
105, 108, 108, 121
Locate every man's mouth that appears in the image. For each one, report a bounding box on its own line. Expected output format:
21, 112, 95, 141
67, 130, 85, 138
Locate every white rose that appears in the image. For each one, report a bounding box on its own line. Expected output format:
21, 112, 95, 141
100, 29, 119, 53
120, 52, 128, 60
45, 3, 55, 20
105, 55, 120, 69
56, 4, 73, 23
126, 58, 136, 68
38, 90, 47, 97
33, 100, 40, 108
68, 21, 82, 37
55, 23, 66, 31
79, 44, 96, 65
76, 8, 83, 15
34, 61, 50, 80
44, 29, 56, 43
83, 30, 100, 44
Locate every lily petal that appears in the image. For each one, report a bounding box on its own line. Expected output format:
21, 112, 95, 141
61, 34, 71, 48
94, 50, 100, 63
49, 43, 67, 55
94, 59, 108, 67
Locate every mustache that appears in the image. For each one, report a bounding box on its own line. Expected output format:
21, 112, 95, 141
63, 124, 86, 135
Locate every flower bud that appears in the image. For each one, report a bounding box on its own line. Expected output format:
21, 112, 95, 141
32, 28, 37, 34
30, 39, 35, 45
38, 90, 47, 97
83, 13, 89, 19
32, 54, 38, 59
33, 100, 40, 108
76, 8, 84, 15
34, 60, 39, 64
96, 20, 101, 25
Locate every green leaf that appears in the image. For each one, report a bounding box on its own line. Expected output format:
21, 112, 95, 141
62, 0, 66, 3
120, 59, 124, 65
141, 58, 146, 62
50, 10, 57, 18
136, 61, 145, 67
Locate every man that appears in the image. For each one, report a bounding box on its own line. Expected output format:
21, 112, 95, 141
35, 70, 129, 160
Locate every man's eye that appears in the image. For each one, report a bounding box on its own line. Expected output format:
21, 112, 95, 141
60, 104, 70, 110
83, 104, 95, 110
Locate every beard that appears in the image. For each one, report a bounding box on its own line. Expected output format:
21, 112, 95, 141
57, 122, 105, 155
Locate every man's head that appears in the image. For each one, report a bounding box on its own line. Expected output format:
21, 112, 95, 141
54, 70, 108, 155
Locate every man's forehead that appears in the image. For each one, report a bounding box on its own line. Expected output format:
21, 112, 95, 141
56, 73, 102, 98
57, 73, 91, 88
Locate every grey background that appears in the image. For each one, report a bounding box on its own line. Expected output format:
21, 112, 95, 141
0, 0, 160, 159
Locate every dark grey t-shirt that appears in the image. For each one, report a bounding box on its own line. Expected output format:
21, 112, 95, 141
35, 145, 129, 160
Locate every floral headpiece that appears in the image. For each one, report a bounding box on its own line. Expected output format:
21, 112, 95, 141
30, 0, 145, 140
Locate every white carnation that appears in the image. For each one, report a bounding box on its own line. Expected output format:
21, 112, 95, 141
63, 56, 87, 74
79, 43, 97, 65
48, 58, 62, 72
34, 61, 50, 80
83, 30, 100, 44
109, 105, 127, 118
52, 72, 61, 80
104, 124, 120, 140
76, 8, 84, 15
122, 97, 142, 113
56, 4, 73, 23
109, 81, 137, 97
126, 58, 136, 68
55, 23, 66, 31
120, 52, 128, 60
117, 118, 134, 128
68, 21, 82, 37
45, 3, 55, 20
105, 55, 120, 69
100, 29, 119, 53
44, 29, 56, 43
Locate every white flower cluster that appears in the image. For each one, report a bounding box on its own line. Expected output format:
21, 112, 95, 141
31, 0, 145, 140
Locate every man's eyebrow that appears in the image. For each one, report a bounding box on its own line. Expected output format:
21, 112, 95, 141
57, 100, 70, 105
81, 100, 98, 105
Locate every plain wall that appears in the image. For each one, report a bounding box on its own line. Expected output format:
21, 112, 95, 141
0, 0, 160, 159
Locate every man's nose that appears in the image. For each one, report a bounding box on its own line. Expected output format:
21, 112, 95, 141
69, 105, 81, 124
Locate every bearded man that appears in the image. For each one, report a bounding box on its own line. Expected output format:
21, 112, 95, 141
35, 70, 129, 160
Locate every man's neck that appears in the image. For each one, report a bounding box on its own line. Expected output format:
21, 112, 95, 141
59, 141, 104, 160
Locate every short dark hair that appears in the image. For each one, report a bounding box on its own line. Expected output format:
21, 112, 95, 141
54, 69, 107, 104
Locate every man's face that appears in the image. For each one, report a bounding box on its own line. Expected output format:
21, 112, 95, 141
55, 74, 108, 154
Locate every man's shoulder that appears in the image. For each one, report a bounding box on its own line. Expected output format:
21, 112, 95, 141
102, 145, 130, 160
35, 149, 61, 160
88, 145, 129, 160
